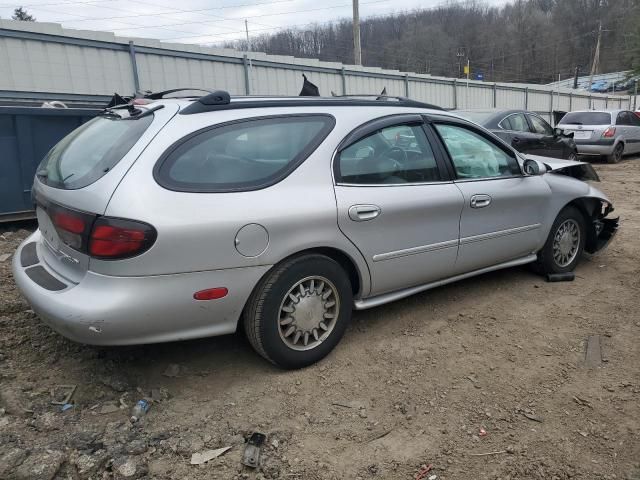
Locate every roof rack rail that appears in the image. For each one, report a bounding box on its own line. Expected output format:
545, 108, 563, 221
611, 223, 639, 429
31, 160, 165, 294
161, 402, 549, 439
180, 90, 442, 115
144, 88, 214, 100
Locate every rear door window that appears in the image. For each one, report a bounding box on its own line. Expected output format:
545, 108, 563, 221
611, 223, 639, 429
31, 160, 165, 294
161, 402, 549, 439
155, 115, 334, 192
560, 112, 612, 125
37, 111, 154, 190
500, 113, 529, 132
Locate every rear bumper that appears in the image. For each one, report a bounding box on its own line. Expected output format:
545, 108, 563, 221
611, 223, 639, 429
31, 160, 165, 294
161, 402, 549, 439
574, 142, 615, 156
12, 231, 270, 345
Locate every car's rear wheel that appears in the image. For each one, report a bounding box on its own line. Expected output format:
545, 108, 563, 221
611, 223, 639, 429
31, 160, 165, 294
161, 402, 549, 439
243, 254, 353, 369
535, 206, 586, 274
606, 143, 624, 164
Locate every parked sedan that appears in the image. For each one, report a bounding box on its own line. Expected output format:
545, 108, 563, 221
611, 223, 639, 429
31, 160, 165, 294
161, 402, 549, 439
454, 109, 578, 160
558, 109, 640, 163
13, 93, 618, 369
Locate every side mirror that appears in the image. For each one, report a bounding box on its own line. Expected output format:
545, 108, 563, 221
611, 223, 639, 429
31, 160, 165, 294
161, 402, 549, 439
553, 127, 563, 137
523, 158, 545, 176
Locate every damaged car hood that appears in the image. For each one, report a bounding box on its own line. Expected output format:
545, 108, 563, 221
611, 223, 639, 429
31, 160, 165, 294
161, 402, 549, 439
524, 154, 600, 182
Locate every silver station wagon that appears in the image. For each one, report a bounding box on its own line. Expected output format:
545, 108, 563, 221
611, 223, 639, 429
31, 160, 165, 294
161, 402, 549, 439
13, 92, 618, 369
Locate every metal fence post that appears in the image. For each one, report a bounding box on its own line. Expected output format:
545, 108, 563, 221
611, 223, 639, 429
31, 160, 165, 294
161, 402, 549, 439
128, 41, 140, 94
453, 79, 457, 109
404, 74, 409, 97
341, 67, 347, 95
589, 94, 592, 109
569, 92, 572, 111
524, 87, 528, 109
549, 89, 553, 118
605, 96, 608, 109
634, 81, 638, 110
492, 83, 497, 107
242, 54, 251, 95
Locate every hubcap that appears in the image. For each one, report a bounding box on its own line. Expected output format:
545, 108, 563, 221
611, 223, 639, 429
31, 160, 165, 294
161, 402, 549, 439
277, 276, 339, 351
552, 219, 580, 268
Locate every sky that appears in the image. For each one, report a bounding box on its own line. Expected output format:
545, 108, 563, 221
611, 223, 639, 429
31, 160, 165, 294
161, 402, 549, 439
0, 0, 508, 46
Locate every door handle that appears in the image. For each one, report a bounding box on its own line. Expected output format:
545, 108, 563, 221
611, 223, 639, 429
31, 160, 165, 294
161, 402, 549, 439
348, 204, 381, 221
470, 194, 492, 208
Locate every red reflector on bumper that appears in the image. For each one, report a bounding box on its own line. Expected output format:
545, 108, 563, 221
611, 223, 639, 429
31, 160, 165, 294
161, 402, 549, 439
193, 287, 228, 300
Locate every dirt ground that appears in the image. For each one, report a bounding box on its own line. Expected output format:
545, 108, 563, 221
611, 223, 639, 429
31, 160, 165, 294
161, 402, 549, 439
1, 157, 639, 480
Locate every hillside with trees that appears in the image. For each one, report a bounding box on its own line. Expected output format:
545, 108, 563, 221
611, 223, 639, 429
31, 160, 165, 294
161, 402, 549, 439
227, 0, 640, 84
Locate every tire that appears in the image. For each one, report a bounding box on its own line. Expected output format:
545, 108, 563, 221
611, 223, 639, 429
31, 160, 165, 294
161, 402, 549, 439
535, 206, 586, 274
606, 143, 624, 164
243, 254, 353, 369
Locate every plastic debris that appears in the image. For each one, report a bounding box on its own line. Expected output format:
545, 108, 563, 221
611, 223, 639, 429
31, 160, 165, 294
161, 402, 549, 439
60, 403, 73, 412
130, 399, 151, 423
190, 446, 232, 465
479, 428, 487, 437
242, 432, 266, 468
415, 464, 433, 480
51, 385, 77, 406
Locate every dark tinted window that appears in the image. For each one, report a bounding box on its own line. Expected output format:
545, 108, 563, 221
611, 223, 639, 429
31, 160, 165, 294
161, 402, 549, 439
156, 116, 334, 192
435, 124, 521, 179
629, 112, 640, 126
337, 124, 442, 184
528, 115, 553, 135
560, 112, 612, 125
501, 113, 529, 132
37, 113, 153, 190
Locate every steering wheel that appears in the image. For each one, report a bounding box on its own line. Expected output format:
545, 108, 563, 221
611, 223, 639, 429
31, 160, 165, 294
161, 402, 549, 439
375, 146, 407, 180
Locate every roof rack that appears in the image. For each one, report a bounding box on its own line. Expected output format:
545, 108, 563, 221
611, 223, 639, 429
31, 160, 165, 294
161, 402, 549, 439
180, 90, 442, 115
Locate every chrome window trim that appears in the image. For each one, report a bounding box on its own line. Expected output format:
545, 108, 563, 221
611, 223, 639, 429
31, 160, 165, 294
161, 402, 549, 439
335, 180, 454, 187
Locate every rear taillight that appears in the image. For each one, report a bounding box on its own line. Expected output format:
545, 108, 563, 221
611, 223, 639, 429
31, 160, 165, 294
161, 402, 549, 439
602, 126, 616, 138
89, 217, 156, 259
51, 207, 92, 250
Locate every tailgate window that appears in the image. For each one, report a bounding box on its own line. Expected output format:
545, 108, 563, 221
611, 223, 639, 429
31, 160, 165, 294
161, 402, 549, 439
559, 112, 611, 125
36, 111, 153, 190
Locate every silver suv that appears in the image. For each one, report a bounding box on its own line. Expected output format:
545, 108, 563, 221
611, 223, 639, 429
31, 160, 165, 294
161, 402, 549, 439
13, 92, 618, 369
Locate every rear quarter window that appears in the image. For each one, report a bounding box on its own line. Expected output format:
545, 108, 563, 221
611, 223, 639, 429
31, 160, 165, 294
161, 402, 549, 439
155, 115, 335, 192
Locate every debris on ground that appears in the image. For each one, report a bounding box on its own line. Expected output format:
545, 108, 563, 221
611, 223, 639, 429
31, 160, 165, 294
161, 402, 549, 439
546, 272, 575, 282
584, 335, 603, 368
414, 463, 433, 480
50, 384, 77, 406
130, 399, 151, 423
190, 446, 232, 465
162, 363, 182, 377
242, 432, 266, 468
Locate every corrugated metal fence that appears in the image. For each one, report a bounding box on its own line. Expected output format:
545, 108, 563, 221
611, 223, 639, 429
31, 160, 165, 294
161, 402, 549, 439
0, 20, 634, 121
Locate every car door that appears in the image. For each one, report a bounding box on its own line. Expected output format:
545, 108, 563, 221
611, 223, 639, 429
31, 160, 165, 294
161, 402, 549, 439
496, 112, 539, 154
430, 120, 551, 274
333, 114, 464, 296
527, 113, 564, 158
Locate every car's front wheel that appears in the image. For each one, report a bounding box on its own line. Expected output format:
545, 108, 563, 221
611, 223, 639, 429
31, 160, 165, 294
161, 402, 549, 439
244, 254, 353, 369
535, 206, 586, 274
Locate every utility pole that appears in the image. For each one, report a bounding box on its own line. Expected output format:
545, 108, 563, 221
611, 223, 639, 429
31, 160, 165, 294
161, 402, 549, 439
573, 66, 579, 89
588, 22, 602, 93
465, 58, 470, 108
352, 0, 362, 65
456, 47, 465, 78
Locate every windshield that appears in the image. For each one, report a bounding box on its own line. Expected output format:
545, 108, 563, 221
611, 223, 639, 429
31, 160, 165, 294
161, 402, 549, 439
36, 112, 153, 190
559, 112, 612, 126
453, 110, 497, 125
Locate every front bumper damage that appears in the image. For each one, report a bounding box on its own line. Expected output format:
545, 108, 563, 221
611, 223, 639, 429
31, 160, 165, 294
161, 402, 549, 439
585, 202, 619, 254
